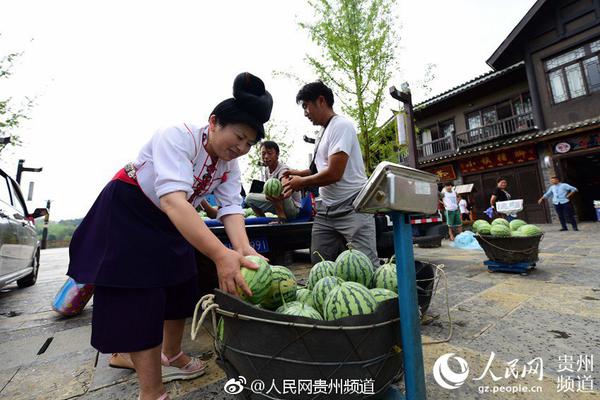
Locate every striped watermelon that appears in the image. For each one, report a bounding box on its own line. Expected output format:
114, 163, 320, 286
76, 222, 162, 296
491, 224, 511, 237
296, 288, 315, 308
509, 219, 527, 231
264, 178, 283, 197
261, 265, 297, 310
472, 219, 489, 233
492, 218, 510, 228
307, 252, 336, 289
518, 224, 542, 236
238, 256, 272, 304
477, 223, 492, 235
334, 247, 374, 287
370, 288, 398, 303
373, 263, 397, 292
323, 281, 378, 320
275, 301, 303, 313
280, 303, 323, 320
312, 276, 344, 314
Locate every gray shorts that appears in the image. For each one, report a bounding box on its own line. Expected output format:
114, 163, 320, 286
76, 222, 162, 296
310, 196, 379, 269
245, 193, 300, 219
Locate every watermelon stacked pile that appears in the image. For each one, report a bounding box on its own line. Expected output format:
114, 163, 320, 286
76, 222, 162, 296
472, 218, 543, 237
233, 246, 405, 323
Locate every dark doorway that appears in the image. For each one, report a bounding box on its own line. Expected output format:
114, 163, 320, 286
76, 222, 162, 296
559, 151, 600, 221
463, 163, 549, 223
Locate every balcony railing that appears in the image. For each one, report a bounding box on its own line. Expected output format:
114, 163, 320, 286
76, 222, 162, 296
456, 112, 535, 148
417, 112, 535, 162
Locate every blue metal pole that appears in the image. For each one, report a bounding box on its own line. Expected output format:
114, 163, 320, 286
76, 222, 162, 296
391, 211, 427, 400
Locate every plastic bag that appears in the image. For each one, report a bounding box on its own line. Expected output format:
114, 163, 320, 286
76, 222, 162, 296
52, 278, 94, 317
451, 231, 483, 250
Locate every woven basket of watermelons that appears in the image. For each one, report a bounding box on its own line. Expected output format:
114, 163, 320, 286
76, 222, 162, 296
212, 288, 404, 400
475, 234, 543, 264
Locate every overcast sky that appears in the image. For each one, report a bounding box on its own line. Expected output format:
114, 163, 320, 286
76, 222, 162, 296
0, 0, 537, 220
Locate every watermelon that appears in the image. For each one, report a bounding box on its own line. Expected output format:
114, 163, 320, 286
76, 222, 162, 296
312, 276, 344, 314
323, 281, 378, 320
264, 178, 283, 197
373, 263, 397, 292
509, 219, 527, 231
238, 256, 272, 304
334, 247, 374, 287
296, 288, 315, 307
518, 224, 542, 236
491, 218, 510, 228
276, 301, 303, 313
261, 265, 297, 310
243, 208, 255, 217
477, 223, 492, 235
491, 224, 511, 237
307, 252, 336, 289
370, 288, 398, 303
472, 219, 489, 233
280, 302, 323, 320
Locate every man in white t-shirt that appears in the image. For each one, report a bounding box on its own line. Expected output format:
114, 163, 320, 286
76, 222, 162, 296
282, 81, 379, 268
245, 141, 301, 221
439, 182, 462, 241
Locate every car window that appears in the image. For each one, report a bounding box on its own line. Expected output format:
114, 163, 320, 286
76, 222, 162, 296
7, 180, 26, 217
0, 175, 12, 209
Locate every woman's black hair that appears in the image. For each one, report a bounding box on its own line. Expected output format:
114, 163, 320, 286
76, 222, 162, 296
296, 81, 334, 107
211, 72, 273, 141
497, 177, 507, 183
260, 140, 280, 155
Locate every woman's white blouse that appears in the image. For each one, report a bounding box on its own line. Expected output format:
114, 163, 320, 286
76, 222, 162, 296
133, 123, 243, 220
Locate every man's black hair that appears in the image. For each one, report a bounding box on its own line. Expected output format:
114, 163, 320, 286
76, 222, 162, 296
295, 81, 334, 107
260, 140, 280, 155
497, 177, 507, 183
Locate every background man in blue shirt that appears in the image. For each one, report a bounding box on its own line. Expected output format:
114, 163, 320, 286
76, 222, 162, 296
538, 176, 578, 231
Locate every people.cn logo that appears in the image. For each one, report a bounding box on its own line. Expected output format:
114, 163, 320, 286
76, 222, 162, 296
433, 353, 470, 390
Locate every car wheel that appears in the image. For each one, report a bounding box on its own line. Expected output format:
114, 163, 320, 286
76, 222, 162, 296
17, 250, 40, 288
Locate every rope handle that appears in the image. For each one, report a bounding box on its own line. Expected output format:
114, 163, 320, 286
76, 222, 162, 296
478, 233, 543, 254
191, 294, 219, 341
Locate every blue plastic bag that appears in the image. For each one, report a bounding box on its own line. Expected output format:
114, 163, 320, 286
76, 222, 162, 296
451, 231, 482, 250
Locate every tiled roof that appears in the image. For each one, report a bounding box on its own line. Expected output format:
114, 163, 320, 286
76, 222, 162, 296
414, 62, 525, 111
418, 115, 600, 165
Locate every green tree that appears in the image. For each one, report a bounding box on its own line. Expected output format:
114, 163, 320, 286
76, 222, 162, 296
0, 41, 33, 154
300, 0, 399, 174
243, 120, 294, 185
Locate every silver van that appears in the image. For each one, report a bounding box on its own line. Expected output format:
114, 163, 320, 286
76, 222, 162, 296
0, 168, 47, 289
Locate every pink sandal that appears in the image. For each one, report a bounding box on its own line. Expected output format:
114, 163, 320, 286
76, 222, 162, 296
138, 393, 169, 400
161, 351, 207, 383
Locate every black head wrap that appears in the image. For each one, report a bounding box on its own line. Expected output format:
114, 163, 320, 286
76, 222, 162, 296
211, 72, 273, 140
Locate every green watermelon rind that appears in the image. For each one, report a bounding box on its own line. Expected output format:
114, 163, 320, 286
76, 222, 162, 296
517, 224, 542, 236
370, 288, 398, 303
334, 248, 374, 287
260, 265, 297, 310
238, 256, 272, 304
509, 219, 527, 231
263, 178, 283, 197
307, 260, 336, 289
491, 218, 510, 228
323, 281, 378, 321
312, 276, 344, 314
373, 264, 397, 292
490, 224, 511, 237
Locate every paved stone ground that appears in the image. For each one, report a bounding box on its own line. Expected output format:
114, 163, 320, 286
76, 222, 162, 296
0, 223, 599, 399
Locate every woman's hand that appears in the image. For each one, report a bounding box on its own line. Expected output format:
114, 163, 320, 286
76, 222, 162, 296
213, 248, 259, 297
238, 245, 269, 262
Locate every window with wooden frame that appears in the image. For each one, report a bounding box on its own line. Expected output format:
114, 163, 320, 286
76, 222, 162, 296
545, 38, 600, 104
464, 93, 532, 136
419, 119, 455, 144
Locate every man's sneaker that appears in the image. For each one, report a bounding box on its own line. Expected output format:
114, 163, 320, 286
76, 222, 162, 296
161, 351, 207, 383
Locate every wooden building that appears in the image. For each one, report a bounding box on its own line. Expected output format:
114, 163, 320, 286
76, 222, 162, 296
412, 0, 600, 223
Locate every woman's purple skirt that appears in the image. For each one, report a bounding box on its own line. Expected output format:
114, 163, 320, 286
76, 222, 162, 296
67, 179, 197, 288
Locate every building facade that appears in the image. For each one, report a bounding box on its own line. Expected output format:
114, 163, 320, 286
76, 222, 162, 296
412, 0, 600, 223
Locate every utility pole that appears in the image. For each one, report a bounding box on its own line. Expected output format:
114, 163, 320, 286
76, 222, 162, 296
389, 84, 418, 169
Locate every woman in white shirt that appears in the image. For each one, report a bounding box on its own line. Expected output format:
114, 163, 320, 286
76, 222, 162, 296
67, 73, 273, 400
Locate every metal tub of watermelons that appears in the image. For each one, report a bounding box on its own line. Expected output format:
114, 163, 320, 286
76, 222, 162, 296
192, 252, 438, 400
474, 219, 543, 264
207, 289, 403, 400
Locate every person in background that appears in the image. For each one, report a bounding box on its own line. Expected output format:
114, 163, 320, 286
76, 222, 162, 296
440, 182, 462, 241
458, 194, 470, 222
282, 81, 379, 268
490, 178, 513, 220
538, 176, 579, 231
245, 141, 301, 222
